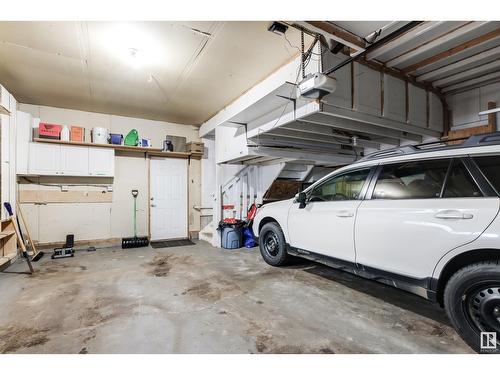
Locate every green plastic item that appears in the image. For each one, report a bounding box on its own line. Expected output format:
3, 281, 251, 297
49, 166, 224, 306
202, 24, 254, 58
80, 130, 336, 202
124, 129, 139, 146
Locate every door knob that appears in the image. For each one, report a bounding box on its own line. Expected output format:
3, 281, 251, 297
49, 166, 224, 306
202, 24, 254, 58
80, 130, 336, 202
151, 204, 156, 207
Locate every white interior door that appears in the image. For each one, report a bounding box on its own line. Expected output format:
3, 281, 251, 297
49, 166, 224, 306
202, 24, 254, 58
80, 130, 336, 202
150, 157, 188, 241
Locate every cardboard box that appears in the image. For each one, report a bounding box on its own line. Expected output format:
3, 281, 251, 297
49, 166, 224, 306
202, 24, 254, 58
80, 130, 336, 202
38, 123, 62, 139
71, 126, 85, 142
187, 142, 204, 154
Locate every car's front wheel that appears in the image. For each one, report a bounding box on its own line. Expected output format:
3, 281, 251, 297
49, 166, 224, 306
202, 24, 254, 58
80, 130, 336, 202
444, 260, 500, 353
259, 222, 290, 266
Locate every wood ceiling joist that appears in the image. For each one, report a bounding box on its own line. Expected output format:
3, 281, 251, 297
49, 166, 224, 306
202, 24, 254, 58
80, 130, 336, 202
433, 59, 500, 87
402, 27, 500, 74
385, 21, 484, 68
416, 45, 500, 82
441, 70, 500, 93
293, 21, 366, 52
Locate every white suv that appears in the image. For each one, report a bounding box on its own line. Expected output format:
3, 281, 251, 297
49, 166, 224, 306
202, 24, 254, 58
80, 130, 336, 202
253, 133, 500, 353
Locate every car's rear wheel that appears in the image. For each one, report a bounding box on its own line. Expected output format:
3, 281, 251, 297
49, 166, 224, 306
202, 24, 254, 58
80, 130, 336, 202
259, 222, 290, 266
444, 260, 500, 353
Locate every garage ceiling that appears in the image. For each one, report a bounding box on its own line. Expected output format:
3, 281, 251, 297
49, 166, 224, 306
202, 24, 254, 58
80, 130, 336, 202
305, 21, 500, 95
0, 21, 307, 125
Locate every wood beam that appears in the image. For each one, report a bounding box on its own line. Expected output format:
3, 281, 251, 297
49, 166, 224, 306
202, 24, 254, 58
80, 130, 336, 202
488, 101, 497, 130
402, 28, 500, 74
416, 45, 500, 82
386, 21, 487, 68
295, 21, 366, 51
366, 21, 437, 60
441, 70, 500, 93
434, 59, 500, 87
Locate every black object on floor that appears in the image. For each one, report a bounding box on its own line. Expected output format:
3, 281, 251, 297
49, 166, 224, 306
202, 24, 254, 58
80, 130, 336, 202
150, 239, 195, 249
52, 234, 75, 259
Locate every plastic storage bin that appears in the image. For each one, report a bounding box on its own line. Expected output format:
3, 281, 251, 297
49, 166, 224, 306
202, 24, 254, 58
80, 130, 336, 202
220, 226, 243, 249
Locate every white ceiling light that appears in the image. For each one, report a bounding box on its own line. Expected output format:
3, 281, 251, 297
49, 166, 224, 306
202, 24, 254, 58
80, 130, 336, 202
105, 23, 164, 69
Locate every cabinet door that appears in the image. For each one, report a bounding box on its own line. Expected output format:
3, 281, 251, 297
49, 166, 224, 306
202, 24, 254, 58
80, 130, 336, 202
89, 148, 114, 177
60, 145, 89, 176
16, 111, 32, 175
28, 143, 61, 175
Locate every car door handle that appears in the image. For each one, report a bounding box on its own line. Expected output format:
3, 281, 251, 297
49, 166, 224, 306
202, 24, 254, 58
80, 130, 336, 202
336, 211, 354, 218
434, 210, 473, 220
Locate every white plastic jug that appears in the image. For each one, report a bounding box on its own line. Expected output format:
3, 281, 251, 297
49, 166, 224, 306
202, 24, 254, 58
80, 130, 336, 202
60, 125, 70, 142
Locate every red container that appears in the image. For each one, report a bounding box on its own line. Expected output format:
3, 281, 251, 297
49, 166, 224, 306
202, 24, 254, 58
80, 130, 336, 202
39, 123, 62, 139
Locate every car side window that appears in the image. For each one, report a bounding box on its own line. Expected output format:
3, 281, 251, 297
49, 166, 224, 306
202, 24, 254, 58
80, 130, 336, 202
472, 155, 500, 194
308, 169, 370, 202
372, 159, 449, 199
442, 159, 482, 198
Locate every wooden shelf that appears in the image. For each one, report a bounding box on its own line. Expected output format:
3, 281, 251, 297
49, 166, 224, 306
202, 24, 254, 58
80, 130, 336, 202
147, 150, 191, 159
0, 230, 15, 240
34, 138, 202, 159
34, 138, 163, 153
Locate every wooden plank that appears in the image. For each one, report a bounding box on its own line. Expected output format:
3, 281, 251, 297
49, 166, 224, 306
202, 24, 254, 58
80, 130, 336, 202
147, 151, 191, 159
488, 101, 497, 129
402, 28, 500, 74
0, 231, 15, 239
297, 21, 366, 50
445, 124, 495, 144
1, 219, 17, 258
18, 190, 113, 204
34, 138, 163, 153
35, 137, 201, 158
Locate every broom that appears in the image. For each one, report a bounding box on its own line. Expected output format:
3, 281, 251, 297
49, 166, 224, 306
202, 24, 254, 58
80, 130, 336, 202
121, 190, 149, 249
16, 201, 44, 261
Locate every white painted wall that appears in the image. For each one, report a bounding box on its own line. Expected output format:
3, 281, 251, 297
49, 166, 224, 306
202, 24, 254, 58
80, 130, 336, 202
18, 104, 202, 244
201, 138, 215, 208
448, 82, 500, 130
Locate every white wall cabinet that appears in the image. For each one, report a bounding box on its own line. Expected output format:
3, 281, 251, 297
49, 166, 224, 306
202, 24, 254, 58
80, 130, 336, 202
89, 148, 114, 177
29, 143, 61, 175
60, 145, 89, 176
27, 143, 114, 177
16, 111, 32, 174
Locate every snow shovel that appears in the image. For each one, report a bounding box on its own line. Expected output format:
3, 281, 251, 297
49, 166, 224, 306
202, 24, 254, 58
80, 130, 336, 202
121, 190, 149, 249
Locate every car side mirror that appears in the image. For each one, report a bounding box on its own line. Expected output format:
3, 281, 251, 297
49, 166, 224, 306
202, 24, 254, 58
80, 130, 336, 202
296, 192, 307, 209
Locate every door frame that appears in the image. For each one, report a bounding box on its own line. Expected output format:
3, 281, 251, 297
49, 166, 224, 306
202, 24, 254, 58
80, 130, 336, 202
148, 156, 190, 241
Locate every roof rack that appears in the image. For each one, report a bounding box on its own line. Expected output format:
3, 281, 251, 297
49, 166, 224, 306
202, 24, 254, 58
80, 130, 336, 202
356, 131, 500, 163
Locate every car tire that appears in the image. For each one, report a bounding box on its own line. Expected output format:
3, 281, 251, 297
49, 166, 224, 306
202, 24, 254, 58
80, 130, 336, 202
444, 260, 500, 353
259, 222, 290, 267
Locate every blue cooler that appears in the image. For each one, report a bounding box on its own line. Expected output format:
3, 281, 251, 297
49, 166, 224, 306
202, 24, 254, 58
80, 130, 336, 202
109, 133, 123, 145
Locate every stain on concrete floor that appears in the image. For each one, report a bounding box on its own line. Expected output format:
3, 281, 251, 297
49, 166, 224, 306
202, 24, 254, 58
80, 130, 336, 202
145, 254, 193, 277
0, 326, 50, 353
0, 241, 474, 354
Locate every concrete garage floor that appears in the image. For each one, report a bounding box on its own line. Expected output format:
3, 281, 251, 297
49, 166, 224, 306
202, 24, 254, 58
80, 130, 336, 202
0, 241, 473, 354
